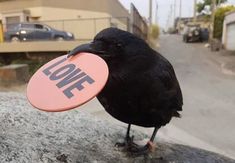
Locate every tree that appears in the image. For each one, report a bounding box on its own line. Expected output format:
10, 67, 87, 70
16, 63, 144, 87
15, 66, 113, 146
213, 5, 235, 39
150, 24, 160, 39
197, 0, 227, 13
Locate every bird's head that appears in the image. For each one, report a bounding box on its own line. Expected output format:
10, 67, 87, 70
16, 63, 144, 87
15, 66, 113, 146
68, 27, 150, 61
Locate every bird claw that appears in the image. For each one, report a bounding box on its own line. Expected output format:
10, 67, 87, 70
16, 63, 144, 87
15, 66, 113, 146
129, 144, 150, 155
127, 141, 157, 156
115, 135, 136, 148
115, 136, 137, 148
115, 136, 155, 155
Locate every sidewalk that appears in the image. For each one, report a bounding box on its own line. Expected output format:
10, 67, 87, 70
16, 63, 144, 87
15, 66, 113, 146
207, 48, 235, 76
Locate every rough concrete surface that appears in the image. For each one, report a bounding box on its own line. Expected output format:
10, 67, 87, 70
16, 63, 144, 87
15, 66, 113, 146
0, 92, 234, 163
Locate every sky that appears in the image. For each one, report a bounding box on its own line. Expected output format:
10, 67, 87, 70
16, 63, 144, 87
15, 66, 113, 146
119, 0, 235, 29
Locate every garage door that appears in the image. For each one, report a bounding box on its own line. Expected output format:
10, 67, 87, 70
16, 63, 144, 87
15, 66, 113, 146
226, 23, 235, 50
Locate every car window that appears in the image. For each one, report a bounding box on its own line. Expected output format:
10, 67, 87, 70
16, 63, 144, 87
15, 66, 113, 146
43, 26, 50, 31
44, 26, 50, 31
21, 24, 35, 29
6, 24, 19, 31
35, 24, 44, 30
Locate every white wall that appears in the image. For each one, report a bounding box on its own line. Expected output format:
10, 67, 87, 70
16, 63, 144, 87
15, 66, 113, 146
222, 11, 235, 49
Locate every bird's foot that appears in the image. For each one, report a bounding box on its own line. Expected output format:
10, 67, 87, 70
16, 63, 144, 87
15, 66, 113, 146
115, 135, 138, 148
128, 141, 156, 156
115, 137, 156, 155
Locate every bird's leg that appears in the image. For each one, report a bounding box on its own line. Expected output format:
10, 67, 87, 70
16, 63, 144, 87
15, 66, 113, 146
147, 127, 159, 151
127, 127, 160, 155
116, 125, 160, 155
115, 124, 138, 147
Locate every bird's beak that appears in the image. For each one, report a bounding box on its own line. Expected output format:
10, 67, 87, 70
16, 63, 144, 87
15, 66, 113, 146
67, 42, 105, 58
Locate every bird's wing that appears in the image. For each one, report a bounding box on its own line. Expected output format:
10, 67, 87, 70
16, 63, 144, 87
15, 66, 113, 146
153, 58, 183, 111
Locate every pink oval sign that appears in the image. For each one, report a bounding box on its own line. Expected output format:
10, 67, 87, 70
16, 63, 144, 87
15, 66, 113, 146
27, 53, 109, 112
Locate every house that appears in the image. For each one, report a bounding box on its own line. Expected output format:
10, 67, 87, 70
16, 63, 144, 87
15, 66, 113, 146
222, 10, 235, 51
0, 0, 130, 40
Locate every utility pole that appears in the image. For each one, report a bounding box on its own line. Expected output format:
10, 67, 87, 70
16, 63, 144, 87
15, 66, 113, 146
178, 0, 182, 33
174, 0, 176, 21
218, 0, 221, 6
179, 0, 182, 21
155, 0, 158, 24
210, 0, 216, 40
193, 0, 197, 23
171, 4, 173, 26
166, 4, 173, 30
149, 0, 153, 26
173, 0, 176, 29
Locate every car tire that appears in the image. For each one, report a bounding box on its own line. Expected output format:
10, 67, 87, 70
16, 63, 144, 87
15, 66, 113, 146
11, 36, 20, 42
185, 38, 189, 43
55, 36, 64, 41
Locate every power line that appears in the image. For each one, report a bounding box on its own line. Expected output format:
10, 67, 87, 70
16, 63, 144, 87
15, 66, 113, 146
193, 0, 197, 22
166, 4, 173, 29
149, 0, 153, 26
174, 0, 176, 21
155, 0, 158, 24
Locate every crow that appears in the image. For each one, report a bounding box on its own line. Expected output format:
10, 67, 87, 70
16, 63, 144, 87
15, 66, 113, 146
68, 27, 183, 154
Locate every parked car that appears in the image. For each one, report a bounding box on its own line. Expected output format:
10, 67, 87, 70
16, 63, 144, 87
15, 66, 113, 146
4, 22, 74, 42
200, 28, 209, 42
182, 25, 202, 43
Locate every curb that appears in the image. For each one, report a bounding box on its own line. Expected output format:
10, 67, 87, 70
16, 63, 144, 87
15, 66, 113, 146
207, 52, 235, 76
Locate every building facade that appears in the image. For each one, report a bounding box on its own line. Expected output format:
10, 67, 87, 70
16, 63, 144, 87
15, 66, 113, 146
0, 0, 130, 39
222, 10, 235, 50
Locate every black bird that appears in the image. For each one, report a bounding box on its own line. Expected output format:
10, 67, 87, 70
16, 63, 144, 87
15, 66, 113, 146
68, 28, 183, 154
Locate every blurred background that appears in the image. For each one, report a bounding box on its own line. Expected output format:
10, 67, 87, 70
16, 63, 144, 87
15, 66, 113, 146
0, 0, 235, 160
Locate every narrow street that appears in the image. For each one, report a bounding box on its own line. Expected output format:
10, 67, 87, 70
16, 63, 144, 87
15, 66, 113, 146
79, 34, 235, 159
158, 35, 235, 158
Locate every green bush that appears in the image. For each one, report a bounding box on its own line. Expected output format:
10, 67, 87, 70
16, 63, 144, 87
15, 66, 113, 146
150, 24, 160, 39
197, 0, 228, 13
214, 6, 235, 39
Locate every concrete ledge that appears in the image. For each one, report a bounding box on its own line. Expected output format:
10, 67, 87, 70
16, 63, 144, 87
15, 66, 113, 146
0, 64, 29, 86
0, 40, 90, 53
0, 92, 234, 163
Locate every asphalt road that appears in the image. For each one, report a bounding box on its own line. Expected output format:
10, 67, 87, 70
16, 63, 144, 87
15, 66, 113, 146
80, 35, 235, 159
158, 35, 235, 159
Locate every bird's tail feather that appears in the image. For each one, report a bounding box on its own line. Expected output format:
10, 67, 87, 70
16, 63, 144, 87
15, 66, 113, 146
173, 111, 181, 118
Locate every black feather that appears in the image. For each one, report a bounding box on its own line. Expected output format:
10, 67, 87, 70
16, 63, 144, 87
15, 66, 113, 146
94, 28, 183, 127
71, 27, 183, 128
